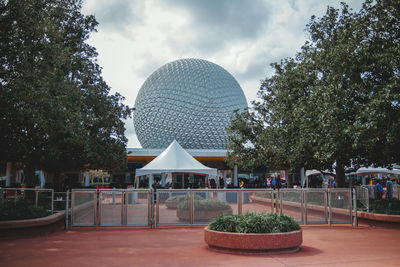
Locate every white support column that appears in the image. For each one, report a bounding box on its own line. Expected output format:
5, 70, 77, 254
149, 174, 154, 189
6, 162, 12, 187
84, 171, 90, 187
161, 173, 166, 187
300, 167, 305, 188
233, 165, 238, 187
39, 170, 45, 188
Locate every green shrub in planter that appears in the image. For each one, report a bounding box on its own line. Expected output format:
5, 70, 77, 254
208, 212, 300, 233
367, 198, 400, 215
165, 194, 204, 209
178, 199, 232, 211
0, 200, 51, 221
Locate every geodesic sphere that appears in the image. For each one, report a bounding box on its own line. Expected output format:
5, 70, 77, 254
133, 58, 247, 149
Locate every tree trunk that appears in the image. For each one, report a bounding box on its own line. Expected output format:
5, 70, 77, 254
24, 165, 36, 188
6, 162, 12, 187
286, 169, 293, 188
335, 162, 346, 188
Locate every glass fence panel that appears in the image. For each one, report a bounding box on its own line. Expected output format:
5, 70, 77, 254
393, 185, 400, 199
280, 190, 303, 223
242, 190, 273, 214
99, 191, 123, 226
126, 191, 149, 226
330, 189, 352, 224
305, 190, 327, 224
54, 192, 68, 212
157, 191, 189, 226
0, 188, 54, 219
72, 190, 96, 226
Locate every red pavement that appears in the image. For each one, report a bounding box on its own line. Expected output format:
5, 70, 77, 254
1, 224, 400, 266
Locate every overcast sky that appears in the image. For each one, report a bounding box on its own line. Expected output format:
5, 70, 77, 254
82, 0, 364, 148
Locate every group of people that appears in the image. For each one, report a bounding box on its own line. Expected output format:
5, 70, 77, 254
375, 179, 395, 199
266, 176, 282, 189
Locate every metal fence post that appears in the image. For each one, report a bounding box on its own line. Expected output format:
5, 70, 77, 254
238, 190, 243, 215
190, 190, 194, 225
51, 189, 54, 214
95, 190, 99, 229
155, 190, 159, 228
151, 189, 155, 229
328, 190, 332, 226
122, 191, 125, 225
65, 189, 69, 230
300, 189, 304, 224
353, 188, 358, 226
271, 191, 275, 213
279, 190, 282, 215
304, 190, 308, 224
324, 189, 328, 224
35, 189, 38, 208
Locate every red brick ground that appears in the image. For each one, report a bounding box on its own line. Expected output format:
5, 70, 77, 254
1, 224, 400, 266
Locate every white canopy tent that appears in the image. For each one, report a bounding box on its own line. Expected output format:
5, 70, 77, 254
353, 167, 400, 176
305, 169, 336, 188
134, 140, 217, 188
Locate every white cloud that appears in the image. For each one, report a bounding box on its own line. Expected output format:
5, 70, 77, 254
82, 0, 365, 148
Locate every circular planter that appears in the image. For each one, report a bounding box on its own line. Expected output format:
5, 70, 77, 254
177, 209, 232, 221
204, 227, 302, 254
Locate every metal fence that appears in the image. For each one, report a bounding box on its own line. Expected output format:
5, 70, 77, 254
155, 188, 352, 227
70, 189, 152, 228
68, 188, 354, 229
390, 184, 400, 199
355, 186, 370, 212
355, 185, 400, 213
0, 187, 54, 214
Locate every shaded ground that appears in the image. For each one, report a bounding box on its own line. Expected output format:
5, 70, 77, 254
1, 224, 400, 266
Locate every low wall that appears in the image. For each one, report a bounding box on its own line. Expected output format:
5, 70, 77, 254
0, 211, 65, 229
0, 211, 66, 239
357, 211, 400, 223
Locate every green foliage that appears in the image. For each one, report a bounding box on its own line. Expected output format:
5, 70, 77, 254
166, 194, 203, 203
0, 200, 51, 220
0, 0, 132, 184
227, 0, 400, 187
208, 212, 300, 233
178, 198, 232, 211
165, 194, 204, 209
366, 198, 400, 215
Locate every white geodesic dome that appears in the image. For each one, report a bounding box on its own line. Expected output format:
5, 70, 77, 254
133, 58, 247, 149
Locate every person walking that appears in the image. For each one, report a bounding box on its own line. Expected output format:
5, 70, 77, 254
376, 181, 384, 199
271, 177, 276, 190
266, 177, 271, 188
386, 179, 394, 200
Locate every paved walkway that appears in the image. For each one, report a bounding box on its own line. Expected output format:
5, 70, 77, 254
1, 224, 400, 266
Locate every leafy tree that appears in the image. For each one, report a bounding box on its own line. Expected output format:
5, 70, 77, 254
0, 0, 131, 187
227, 0, 400, 187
